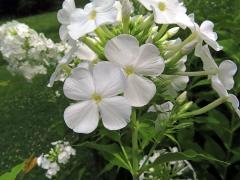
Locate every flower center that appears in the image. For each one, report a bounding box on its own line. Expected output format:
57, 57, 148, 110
91, 93, 102, 103
124, 66, 134, 76
158, 2, 166, 11
89, 10, 97, 20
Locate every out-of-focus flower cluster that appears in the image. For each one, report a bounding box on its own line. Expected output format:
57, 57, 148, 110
0, 21, 68, 80
37, 141, 76, 179
139, 147, 197, 180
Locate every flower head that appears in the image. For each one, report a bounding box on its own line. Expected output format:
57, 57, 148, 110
63, 62, 131, 133
68, 0, 119, 40
105, 34, 165, 107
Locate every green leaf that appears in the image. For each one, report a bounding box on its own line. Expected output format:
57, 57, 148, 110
81, 142, 131, 171
0, 162, 24, 180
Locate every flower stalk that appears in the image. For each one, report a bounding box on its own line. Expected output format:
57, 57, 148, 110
178, 97, 228, 119
131, 110, 139, 179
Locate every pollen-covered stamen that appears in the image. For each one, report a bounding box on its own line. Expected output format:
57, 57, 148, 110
91, 93, 102, 103
124, 66, 134, 76
158, 2, 166, 11
89, 10, 97, 20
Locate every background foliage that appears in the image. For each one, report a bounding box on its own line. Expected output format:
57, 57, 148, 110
0, 0, 240, 179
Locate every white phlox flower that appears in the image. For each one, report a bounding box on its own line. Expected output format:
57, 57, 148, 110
196, 44, 240, 118
68, 0, 119, 40
57, 0, 79, 41
63, 61, 132, 133
48, 41, 97, 87
138, 0, 193, 28
191, 20, 223, 51
105, 34, 165, 107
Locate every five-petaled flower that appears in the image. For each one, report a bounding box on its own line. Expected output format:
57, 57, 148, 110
105, 34, 165, 107
68, 0, 119, 40
63, 62, 132, 133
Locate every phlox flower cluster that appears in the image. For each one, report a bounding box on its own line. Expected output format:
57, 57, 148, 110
0, 21, 68, 80
139, 147, 197, 180
37, 141, 76, 179
49, 0, 240, 135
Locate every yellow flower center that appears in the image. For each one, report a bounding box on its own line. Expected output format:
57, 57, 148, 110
89, 10, 97, 20
158, 2, 166, 11
91, 93, 102, 103
124, 66, 134, 76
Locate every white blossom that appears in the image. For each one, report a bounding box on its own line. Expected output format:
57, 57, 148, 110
68, 0, 119, 40
138, 0, 193, 28
105, 34, 165, 107
63, 62, 131, 133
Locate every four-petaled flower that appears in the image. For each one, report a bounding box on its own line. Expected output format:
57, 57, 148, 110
63, 62, 131, 133
105, 34, 165, 107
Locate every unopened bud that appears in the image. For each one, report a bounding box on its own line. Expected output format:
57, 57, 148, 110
176, 91, 188, 105
167, 27, 180, 38
178, 101, 193, 114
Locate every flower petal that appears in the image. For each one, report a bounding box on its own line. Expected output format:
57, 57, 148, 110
148, 101, 174, 112
218, 60, 237, 90
75, 43, 97, 61
63, 67, 95, 100
104, 34, 140, 67
195, 44, 218, 71
96, 8, 118, 26
135, 44, 165, 76
59, 25, 69, 41
99, 96, 131, 130
93, 0, 116, 12
211, 76, 228, 97
228, 94, 240, 118
124, 74, 156, 107
138, 0, 158, 10
64, 101, 99, 133
93, 62, 125, 97
68, 20, 96, 40
199, 21, 223, 51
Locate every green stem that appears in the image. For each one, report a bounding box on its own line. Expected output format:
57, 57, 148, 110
178, 97, 228, 119
131, 110, 138, 179
119, 141, 133, 172
170, 70, 217, 77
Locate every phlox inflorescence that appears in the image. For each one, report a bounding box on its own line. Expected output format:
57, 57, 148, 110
48, 0, 240, 135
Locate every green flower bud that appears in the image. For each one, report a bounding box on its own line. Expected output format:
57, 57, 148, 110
176, 91, 188, 105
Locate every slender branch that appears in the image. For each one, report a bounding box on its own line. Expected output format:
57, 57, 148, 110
131, 110, 138, 179
178, 97, 228, 119
167, 70, 217, 77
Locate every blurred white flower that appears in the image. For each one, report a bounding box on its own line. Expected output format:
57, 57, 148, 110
58, 0, 78, 41
68, 0, 119, 39
37, 141, 76, 179
48, 41, 97, 87
138, 0, 193, 28
105, 34, 165, 107
63, 62, 131, 133
0, 21, 66, 80
46, 162, 60, 179
139, 147, 197, 180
